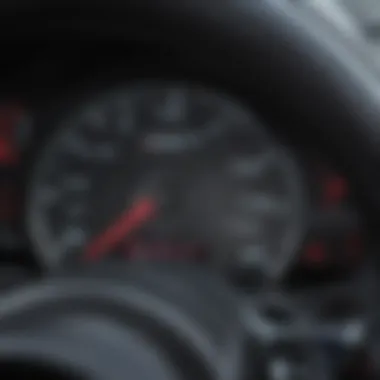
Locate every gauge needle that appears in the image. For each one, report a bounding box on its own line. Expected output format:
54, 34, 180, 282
84, 197, 157, 261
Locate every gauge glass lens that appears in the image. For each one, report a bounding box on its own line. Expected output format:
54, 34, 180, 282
27, 82, 307, 277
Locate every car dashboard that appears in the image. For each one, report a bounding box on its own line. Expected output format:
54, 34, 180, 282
0, 23, 378, 379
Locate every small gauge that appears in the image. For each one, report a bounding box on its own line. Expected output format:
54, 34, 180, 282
291, 160, 367, 280
27, 81, 308, 279
0, 103, 30, 256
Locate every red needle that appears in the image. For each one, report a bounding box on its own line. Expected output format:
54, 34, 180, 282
84, 197, 157, 261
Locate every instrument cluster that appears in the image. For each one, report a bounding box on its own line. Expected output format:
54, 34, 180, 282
0, 74, 375, 379
0, 82, 369, 285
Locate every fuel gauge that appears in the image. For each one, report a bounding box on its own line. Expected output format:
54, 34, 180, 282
297, 162, 366, 276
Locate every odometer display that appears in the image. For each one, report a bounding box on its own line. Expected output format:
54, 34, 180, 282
27, 81, 307, 279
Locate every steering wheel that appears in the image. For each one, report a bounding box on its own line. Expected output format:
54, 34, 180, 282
0, 1, 380, 379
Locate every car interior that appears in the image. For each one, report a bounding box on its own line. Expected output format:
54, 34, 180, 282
0, 1, 379, 379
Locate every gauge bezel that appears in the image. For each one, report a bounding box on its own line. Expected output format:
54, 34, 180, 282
26, 79, 310, 276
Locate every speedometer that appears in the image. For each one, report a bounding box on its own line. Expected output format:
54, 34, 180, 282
26, 81, 307, 279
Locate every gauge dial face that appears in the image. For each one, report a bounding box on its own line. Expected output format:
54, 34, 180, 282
27, 81, 307, 278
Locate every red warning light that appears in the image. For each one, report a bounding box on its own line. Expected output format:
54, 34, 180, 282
303, 241, 328, 266
0, 138, 17, 164
322, 175, 349, 207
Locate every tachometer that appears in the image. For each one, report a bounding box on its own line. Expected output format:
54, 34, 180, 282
26, 81, 307, 279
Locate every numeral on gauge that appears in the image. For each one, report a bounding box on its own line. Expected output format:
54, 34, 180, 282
228, 151, 273, 178
240, 193, 291, 216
